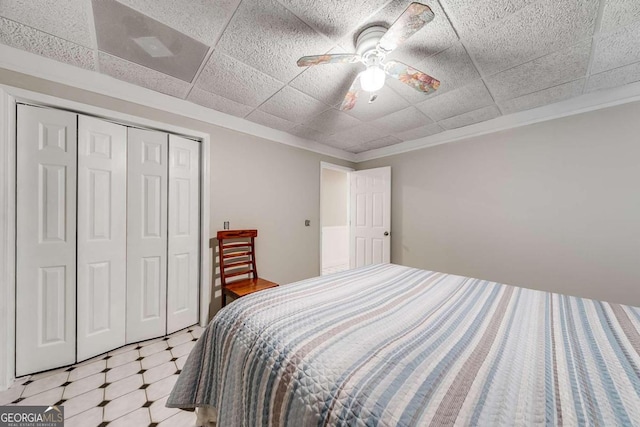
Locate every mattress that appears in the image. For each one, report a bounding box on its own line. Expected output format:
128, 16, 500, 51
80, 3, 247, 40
167, 264, 640, 426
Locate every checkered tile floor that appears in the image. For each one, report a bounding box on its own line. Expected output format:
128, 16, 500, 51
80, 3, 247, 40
0, 326, 204, 426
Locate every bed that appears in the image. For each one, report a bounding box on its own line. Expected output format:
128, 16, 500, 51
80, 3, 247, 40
167, 264, 640, 426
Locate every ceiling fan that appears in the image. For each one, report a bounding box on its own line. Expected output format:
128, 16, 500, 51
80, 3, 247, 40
296, 2, 441, 111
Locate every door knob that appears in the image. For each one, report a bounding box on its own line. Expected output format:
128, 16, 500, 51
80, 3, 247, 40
384, 231, 389, 236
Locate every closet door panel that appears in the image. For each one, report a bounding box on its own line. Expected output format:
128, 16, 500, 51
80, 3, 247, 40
77, 116, 127, 360
16, 105, 77, 376
167, 135, 200, 333
127, 128, 168, 343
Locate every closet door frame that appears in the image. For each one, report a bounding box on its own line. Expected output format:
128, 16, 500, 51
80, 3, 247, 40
0, 86, 211, 391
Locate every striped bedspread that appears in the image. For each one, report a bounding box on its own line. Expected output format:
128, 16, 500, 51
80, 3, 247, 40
167, 264, 640, 426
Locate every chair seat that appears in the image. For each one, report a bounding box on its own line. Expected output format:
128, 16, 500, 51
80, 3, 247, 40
223, 277, 278, 299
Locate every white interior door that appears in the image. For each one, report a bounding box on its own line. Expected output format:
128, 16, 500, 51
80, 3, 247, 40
167, 135, 200, 333
16, 105, 77, 375
350, 166, 391, 268
76, 116, 127, 361
126, 128, 168, 343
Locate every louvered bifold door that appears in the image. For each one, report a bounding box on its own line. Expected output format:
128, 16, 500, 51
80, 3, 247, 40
76, 116, 127, 361
167, 135, 200, 333
16, 105, 78, 376
126, 128, 169, 343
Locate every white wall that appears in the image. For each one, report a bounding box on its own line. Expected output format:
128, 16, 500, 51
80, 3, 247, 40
0, 68, 355, 317
359, 101, 640, 307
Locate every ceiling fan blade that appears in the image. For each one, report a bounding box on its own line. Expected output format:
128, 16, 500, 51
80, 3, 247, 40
297, 54, 361, 67
340, 75, 361, 111
377, 3, 435, 53
384, 60, 440, 93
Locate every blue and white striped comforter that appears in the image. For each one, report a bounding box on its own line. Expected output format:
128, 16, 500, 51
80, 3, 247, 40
167, 264, 640, 426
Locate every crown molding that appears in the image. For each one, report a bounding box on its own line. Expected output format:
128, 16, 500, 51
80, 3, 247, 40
355, 80, 640, 162
0, 44, 357, 162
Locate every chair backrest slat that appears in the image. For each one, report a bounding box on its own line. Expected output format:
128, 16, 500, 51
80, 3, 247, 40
216, 229, 259, 287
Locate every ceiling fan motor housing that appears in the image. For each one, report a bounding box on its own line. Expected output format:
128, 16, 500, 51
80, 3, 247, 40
356, 25, 388, 62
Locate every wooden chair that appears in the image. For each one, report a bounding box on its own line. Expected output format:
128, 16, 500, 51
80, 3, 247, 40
212, 229, 278, 307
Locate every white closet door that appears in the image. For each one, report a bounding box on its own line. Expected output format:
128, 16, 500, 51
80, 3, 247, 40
76, 116, 127, 360
126, 128, 168, 343
16, 105, 77, 376
167, 135, 200, 333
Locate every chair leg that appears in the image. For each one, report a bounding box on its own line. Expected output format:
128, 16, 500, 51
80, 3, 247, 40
221, 293, 226, 308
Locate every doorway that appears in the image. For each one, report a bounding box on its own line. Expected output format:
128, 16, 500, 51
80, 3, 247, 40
320, 163, 352, 275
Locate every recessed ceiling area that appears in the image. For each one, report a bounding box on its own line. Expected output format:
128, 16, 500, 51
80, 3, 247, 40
0, 0, 639, 155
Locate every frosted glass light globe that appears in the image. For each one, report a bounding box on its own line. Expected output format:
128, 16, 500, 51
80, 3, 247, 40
360, 66, 385, 92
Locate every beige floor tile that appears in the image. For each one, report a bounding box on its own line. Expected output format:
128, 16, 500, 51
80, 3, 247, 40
140, 340, 169, 358
18, 387, 63, 406
62, 388, 104, 418
104, 389, 146, 421
105, 374, 143, 401
108, 407, 151, 427
106, 360, 141, 383
141, 350, 171, 370
145, 374, 178, 402
69, 360, 106, 382
63, 373, 105, 399
158, 409, 198, 427
143, 361, 178, 385
171, 341, 196, 358
65, 406, 103, 427
150, 395, 181, 422
23, 371, 69, 397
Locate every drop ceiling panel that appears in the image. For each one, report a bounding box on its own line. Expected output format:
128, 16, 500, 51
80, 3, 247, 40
0, 0, 92, 46
485, 41, 591, 101
0, 17, 95, 70
373, 106, 434, 135
439, 105, 501, 129
195, 51, 284, 107
416, 79, 494, 121
394, 123, 444, 141
258, 86, 329, 123
92, 0, 209, 82
345, 85, 410, 122
351, 135, 403, 153
187, 87, 254, 118
464, 0, 599, 76
586, 62, 640, 93
304, 108, 362, 133
215, 0, 334, 82
290, 124, 331, 141
276, 0, 390, 41
98, 52, 191, 98
440, 0, 536, 40
498, 79, 585, 115
246, 110, 297, 132
117, 0, 241, 46
599, 0, 640, 33
326, 122, 387, 148
591, 22, 640, 74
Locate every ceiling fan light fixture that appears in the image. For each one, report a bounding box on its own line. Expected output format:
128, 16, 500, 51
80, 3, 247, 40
360, 66, 386, 92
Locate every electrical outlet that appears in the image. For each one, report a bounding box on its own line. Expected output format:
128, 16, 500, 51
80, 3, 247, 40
223, 221, 229, 230
305, 220, 310, 226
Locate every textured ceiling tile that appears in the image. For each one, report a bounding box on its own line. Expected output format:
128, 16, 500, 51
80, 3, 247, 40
387, 42, 480, 104
258, 86, 329, 123
93, 0, 208, 83
498, 79, 585, 115
439, 0, 536, 39
484, 41, 591, 101
327, 122, 387, 147
373, 106, 434, 134
350, 135, 404, 153
195, 51, 284, 107
591, 22, 640, 74
344, 85, 410, 121
341, 0, 458, 63
216, 0, 334, 82
599, 0, 640, 33
416, 79, 494, 121
117, 0, 241, 46
290, 125, 330, 141
98, 52, 191, 98
245, 110, 296, 132
289, 48, 362, 106
276, 0, 390, 41
439, 105, 501, 129
304, 108, 361, 133
586, 62, 640, 93
0, 0, 92, 46
187, 87, 254, 118
464, 0, 599, 76
0, 17, 95, 70
393, 123, 444, 141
